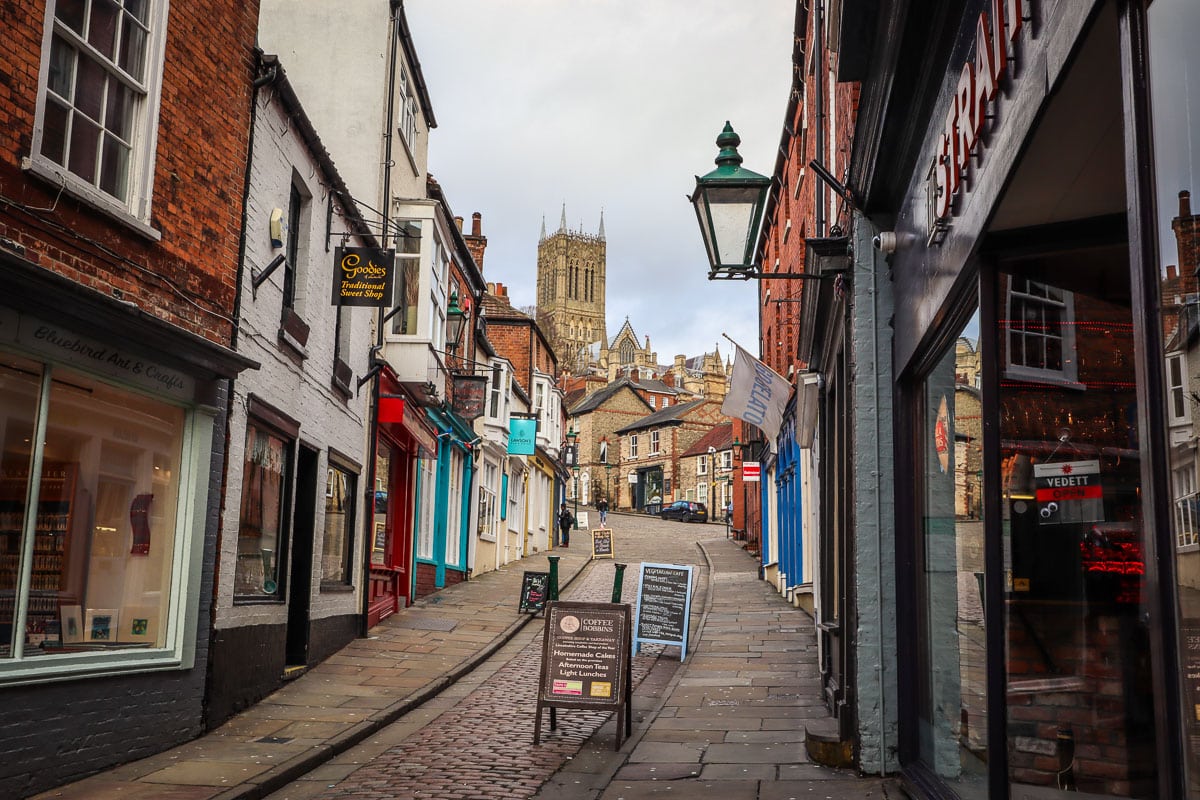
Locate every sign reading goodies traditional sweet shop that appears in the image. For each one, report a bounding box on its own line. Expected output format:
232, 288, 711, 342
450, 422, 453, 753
331, 246, 394, 307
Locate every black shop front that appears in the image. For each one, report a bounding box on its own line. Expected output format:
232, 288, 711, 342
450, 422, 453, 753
852, 0, 1200, 796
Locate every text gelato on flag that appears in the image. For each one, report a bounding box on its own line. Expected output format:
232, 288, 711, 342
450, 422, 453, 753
721, 344, 792, 442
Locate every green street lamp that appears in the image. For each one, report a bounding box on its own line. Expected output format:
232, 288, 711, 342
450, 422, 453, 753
690, 122, 772, 281
446, 290, 466, 352
566, 424, 579, 529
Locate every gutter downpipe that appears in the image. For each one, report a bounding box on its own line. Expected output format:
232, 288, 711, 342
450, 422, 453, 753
360, 1, 401, 637
870, 223, 886, 777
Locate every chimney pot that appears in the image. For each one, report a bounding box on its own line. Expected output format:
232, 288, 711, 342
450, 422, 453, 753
1182, 190, 1193, 218
454, 216, 464, 231
472, 212, 482, 237
1169, 264, 1179, 280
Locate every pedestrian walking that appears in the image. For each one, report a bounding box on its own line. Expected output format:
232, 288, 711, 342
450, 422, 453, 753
558, 502, 573, 547
597, 497, 609, 526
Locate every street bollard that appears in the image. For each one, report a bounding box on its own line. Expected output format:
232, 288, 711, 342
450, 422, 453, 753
548, 556, 560, 601
611, 563, 627, 603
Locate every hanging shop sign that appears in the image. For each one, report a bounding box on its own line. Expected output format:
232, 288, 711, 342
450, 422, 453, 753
452, 375, 488, 421
743, 462, 761, 482
331, 246, 394, 307
1033, 459, 1103, 526
508, 418, 537, 455
534, 601, 632, 750
926, 0, 1029, 243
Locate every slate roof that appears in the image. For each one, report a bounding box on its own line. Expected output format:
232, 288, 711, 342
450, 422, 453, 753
680, 422, 734, 458
614, 399, 708, 434
567, 378, 651, 416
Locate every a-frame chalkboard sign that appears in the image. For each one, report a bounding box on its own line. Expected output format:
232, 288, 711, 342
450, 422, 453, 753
519, 571, 551, 614
632, 562, 694, 661
533, 601, 633, 750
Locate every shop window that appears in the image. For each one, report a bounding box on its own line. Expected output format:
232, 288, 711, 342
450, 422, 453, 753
1004, 277, 1080, 385
236, 422, 291, 600
321, 463, 354, 587
416, 458, 435, 560
445, 449, 463, 568
914, 307, 986, 797
29, 0, 169, 230
390, 219, 422, 335
0, 355, 185, 669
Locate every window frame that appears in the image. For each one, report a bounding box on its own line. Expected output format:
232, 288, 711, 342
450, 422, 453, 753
27, 0, 170, 239
650, 431, 660, 455
234, 417, 295, 604
0, 353, 206, 685
629, 435, 638, 459
1167, 351, 1191, 427
320, 459, 356, 589
1003, 277, 1081, 386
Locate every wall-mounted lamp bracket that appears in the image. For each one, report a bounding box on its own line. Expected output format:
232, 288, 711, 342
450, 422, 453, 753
250, 254, 287, 299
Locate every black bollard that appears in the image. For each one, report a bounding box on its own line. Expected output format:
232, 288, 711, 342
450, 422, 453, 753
548, 556, 560, 601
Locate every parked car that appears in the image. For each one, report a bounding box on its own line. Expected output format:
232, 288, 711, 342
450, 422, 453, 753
659, 500, 708, 523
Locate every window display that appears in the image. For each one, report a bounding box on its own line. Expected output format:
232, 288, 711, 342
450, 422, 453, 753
236, 423, 289, 599
0, 353, 183, 661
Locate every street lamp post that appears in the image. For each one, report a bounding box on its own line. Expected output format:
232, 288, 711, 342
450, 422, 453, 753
605, 463, 612, 510
566, 424, 579, 530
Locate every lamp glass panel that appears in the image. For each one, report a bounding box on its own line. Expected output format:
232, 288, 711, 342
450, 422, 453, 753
703, 186, 761, 266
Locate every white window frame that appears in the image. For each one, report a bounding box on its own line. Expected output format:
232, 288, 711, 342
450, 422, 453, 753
650, 431, 660, 455
1175, 464, 1199, 550
27, 0, 170, 238
629, 435, 638, 459
697, 455, 708, 476
698, 482, 709, 504
1168, 351, 1191, 426
1004, 278, 1080, 386
721, 451, 732, 470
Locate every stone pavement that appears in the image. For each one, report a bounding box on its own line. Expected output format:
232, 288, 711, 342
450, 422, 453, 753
538, 539, 903, 800
30, 546, 595, 800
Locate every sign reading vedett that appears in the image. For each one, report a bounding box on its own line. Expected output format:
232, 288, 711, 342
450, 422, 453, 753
743, 462, 760, 482
927, 0, 1030, 242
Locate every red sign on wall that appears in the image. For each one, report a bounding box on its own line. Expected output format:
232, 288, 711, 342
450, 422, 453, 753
742, 462, 760, 482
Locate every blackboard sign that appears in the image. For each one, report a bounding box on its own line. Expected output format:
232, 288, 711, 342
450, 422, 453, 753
591, 528, 613, 559
633, 563, 694, 661
534, 601, 632, 750
519, 571, 551, 614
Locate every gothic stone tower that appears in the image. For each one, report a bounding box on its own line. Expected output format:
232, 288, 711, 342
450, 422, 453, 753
537, 206, 607, 373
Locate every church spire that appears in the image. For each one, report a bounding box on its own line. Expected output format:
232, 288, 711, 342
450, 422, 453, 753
540, 216, 546, 241
598, 208, 605, 239
559, 203, 567, 232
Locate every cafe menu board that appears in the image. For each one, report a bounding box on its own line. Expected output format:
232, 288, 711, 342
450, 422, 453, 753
591, 528, 613, 559
534, 601, 632, 750
633, 563, 694, 661
519, 571, 551, 614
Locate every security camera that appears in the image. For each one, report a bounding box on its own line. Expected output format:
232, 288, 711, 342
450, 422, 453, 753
872, 231, 897, 254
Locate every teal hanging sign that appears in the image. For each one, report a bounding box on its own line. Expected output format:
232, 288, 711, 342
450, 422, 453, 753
508, 418, 537, 455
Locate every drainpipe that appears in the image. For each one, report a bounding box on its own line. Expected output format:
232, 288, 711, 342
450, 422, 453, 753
360, 2, 401, 635
815, 1, 826, 238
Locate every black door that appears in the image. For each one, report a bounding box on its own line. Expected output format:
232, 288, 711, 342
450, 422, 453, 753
286, 444, 319, 667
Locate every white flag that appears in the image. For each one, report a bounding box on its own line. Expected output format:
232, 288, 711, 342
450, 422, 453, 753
721, 345, 792, 442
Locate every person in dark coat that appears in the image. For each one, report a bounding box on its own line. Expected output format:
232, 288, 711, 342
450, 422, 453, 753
597, 497, 609, 526
558, 502, 573, 547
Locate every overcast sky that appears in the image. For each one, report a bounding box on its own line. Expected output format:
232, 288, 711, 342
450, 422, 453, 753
405, 1, 794, 364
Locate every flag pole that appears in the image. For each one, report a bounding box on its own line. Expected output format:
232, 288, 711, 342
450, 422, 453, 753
720, 332, 791, 384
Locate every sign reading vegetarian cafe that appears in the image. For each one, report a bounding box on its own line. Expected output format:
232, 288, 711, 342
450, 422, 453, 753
331, 246, 394, 307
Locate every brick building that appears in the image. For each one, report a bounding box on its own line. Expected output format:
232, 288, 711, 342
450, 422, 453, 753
0, 0, 259, 794
565, 378, 652, 512
614, 400, 726, 514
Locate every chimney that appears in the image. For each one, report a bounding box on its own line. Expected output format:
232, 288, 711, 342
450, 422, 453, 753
486, 282, 495, 294
464, 211, 487, 271
1168, 264, 1179, 281
454, 216, 464, 231
1182, 190, 1193, 219
472, 212, 482, 237
496, 282, 506, 297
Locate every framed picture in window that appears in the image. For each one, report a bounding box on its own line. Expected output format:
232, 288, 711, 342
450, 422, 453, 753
84, 608, 120, 644
60, 604, 83, 644
119, 605, 159, 644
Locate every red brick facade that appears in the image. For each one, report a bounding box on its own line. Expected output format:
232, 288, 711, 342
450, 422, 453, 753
0, 1, 260, 346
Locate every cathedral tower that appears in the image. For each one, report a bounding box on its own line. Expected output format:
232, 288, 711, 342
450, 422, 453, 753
537, 206, 607, 373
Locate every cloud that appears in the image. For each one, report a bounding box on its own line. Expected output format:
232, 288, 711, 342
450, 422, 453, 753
407, 0, 792, 361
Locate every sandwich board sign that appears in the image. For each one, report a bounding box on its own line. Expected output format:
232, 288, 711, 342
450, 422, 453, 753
534, 601, 632, 750
591, 527, 614, 559
633, 563, 693, 661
